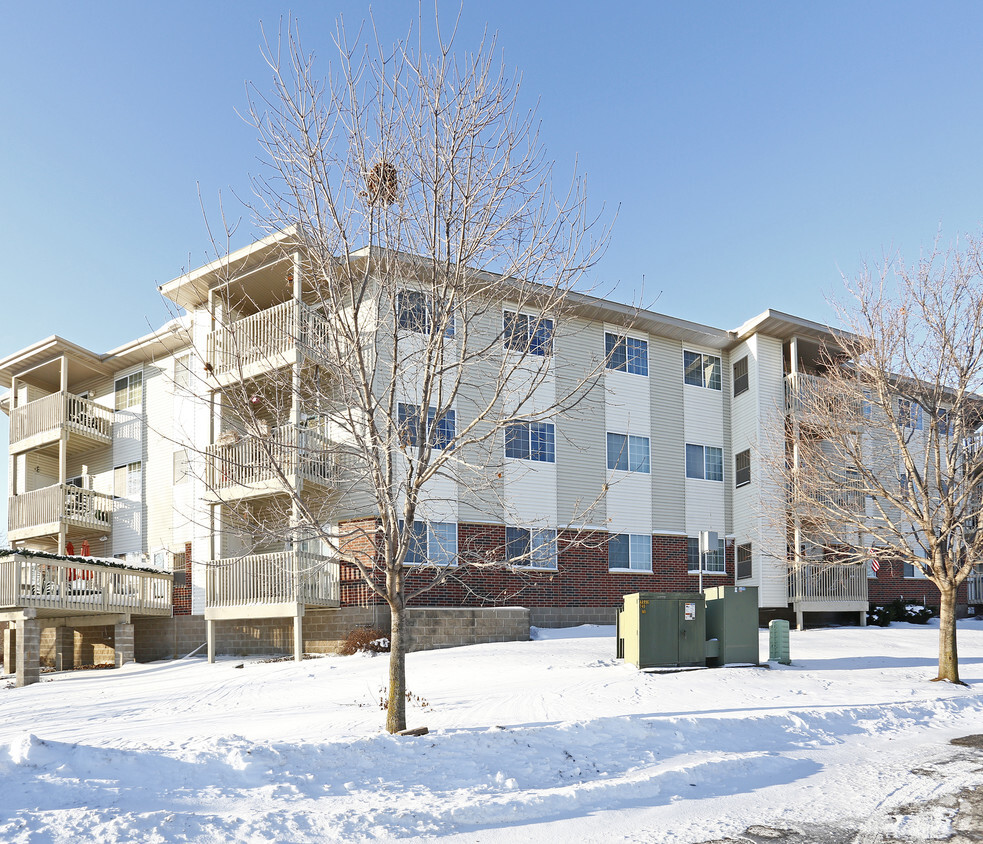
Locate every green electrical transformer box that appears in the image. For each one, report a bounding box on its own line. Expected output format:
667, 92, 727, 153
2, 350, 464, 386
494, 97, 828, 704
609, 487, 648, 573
704, 585, 760, 666
617, 592, 706, 668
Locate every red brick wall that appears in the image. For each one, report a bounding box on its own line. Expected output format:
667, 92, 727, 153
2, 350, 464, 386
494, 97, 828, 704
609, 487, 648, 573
336, 521, 734, 610
867, 557, 968, 608
172, 541, 193, 616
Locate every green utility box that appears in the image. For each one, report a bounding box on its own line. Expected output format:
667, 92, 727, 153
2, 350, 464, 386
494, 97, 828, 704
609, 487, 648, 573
617, 592, 706, 668
704, 585, 760, 666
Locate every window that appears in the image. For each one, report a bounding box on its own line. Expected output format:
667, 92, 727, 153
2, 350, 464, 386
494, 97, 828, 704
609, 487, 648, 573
733, 356, 749, 396
506, 527, 558, 569
397, 290, 455, 337
397, 403, 454, 450
399, 520, 458, 566
505, 422, 556, 462
114, 462, 142, 498
687, 536, 726, 573
735, 449, 751, 487
172, 551, 187, 588
605, 334, 648, 376
935, 408, 954, 437
607, 433, 650, 473
686, 444, 723, 481
173, 450, 190, 485
174, 354, 192, 391
684, 351, 721, 390
903, 561, 927, 579
736, 543, 752, 580
114, 371, 143, 411
504, 311, 553, 356
608, 534, 652, 571
898, 398, 923, 430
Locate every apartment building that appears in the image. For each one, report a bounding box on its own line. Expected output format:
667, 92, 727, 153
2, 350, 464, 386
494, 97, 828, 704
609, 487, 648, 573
2, 230, 970, 666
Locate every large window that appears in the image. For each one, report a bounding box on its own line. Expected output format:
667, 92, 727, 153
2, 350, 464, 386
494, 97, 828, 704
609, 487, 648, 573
736, 543, 752, 580
505, 422, 555, 462
605, 334, 648, 376
114, 371, 143, 411
173, 450, 190, 485
898, 398, 923, 430
504, 311, 553, 356
735, 449, 751, 487
687, 536, 726, 573
733, 356, 749, 396
607, 433, 650, 473
506, 527, 557, 569
400, 520, 458, 566
685, 444, 723, 481
397, 403, 455, 450
608, 534, 652, 572
114, 462, 142, 498
174, 355, 192, 392
683, 351, 721, 390
397, 290, 455, 337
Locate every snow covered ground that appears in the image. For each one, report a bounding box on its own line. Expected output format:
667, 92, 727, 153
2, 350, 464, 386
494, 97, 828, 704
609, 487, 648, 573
1, 619, 982, 843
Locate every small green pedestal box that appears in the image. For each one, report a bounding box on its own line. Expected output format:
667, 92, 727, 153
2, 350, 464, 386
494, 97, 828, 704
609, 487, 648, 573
617, 592, 706, 668
704, 585, 760, 666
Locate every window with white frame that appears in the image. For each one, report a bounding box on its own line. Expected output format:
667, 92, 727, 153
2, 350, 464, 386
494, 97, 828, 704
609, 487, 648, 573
687, 536, 726, 573
683, 351, 721, 390
114, 462, 142, 498
173, 449, 190, 485
114, 371, 143, 411
605, 334, 648, 376
735, 449, 751, 487
397, 290, 455, 337
399, 520, 458, 566
504, 311, 553, 356
686, 444, 723, 481
506, 527, 558, 569
898, 397, 923, 430
505, 422, 555, 462
397, 403, 455, 450
607, 433, 650, 473
733, 356, 749, 396
608, 534, 652, 571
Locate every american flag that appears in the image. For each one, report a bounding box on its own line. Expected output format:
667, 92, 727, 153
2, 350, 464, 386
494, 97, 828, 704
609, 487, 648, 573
869, 554, 880, 573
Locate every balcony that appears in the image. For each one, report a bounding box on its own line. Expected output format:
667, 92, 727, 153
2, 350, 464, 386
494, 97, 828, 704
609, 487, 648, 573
9, 392, 112, 455
204, 424, 342, 502
0, 553, 172, 617
204, 550, 340, 619
8, 484, 113, 544
785, 372, 863, 424
789, 562, 869, 623
205, 301, 331, 385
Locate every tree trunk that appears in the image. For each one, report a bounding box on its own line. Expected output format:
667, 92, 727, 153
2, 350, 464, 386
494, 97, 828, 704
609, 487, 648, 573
386, 601, 408, 733
933, 583, 962, 684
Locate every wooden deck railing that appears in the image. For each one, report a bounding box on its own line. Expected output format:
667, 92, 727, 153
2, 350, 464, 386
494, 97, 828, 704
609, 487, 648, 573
968, 569, 983, 604
0, 554, 172, 616
205, 551, 339, 609
789, 563, 869, 604
9, 392, 113, 447
205, 425, 340, 492
785, 373, 864, 420
206, 301, 331, 377
8, 485, 113, 534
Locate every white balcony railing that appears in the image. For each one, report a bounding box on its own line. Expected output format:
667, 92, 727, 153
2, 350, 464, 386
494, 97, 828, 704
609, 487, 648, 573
206, 301, 331, 377
9, 392, 113, 448
0, 554, 172, 616
789, 563, 869, 605
8, 484, 113, 535
205, 425, 340, 493
785, 372, 864, 420
968, 568, 983, 604
205, 551, 340, 609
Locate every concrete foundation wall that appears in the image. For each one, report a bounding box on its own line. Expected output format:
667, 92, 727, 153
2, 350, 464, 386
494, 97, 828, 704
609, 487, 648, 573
39, 625, 116, 668
135, 606, 529, 660
529, 606, 617, 628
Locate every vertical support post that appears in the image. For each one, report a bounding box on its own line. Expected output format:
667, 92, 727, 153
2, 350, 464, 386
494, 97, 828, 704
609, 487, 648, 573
207, 618, 215, 663
293, 608, 304, 663
114, 621, 134, 668
57, 356, 69, 555
290, 250, 304, 614
15, 616, 41, 687
54, 626, 74, 671
789, 337, 802, 618
9, 375, 18, 501
3, 626, 15, 675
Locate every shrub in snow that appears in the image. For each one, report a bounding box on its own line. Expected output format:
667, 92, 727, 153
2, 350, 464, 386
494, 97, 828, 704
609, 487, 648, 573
338, 627, 391, 655
867, 598, 935, 626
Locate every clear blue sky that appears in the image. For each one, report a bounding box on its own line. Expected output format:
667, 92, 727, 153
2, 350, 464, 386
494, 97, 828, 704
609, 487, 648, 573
3, 1, 983, 536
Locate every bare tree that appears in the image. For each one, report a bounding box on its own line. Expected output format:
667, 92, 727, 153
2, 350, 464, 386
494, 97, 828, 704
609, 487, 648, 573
783, 234, 983, 684
198, 14, 612, 732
